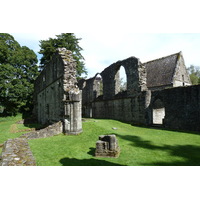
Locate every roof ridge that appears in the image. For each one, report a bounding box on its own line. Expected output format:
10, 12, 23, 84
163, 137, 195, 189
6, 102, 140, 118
143, 52, 181, 64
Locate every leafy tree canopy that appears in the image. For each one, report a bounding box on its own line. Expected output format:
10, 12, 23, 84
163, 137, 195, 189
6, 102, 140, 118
0, 33, 39, 116
187, 65, 200, 85
39, 33, 87, 78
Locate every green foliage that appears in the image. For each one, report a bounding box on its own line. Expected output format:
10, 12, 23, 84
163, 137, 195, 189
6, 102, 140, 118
120, 78, 127, 92
187, 65, 200, 85
39, 33, 87, 78
0, 33, 39, 116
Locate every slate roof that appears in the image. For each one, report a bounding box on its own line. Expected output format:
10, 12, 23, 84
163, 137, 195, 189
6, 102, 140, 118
144, 52, 180, 88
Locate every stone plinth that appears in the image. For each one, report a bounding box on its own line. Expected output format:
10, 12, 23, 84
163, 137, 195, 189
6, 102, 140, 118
95, 135, 120, 158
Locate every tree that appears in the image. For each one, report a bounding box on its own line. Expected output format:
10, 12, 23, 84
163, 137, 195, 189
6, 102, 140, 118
120, 78, 127, 92
187, 65, 200, 85
0, 33, 39, 116
39, 33, 87, 78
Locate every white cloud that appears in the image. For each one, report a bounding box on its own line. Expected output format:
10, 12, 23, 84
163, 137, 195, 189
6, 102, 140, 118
77, 33, 200, 77
10, 33, 200, 78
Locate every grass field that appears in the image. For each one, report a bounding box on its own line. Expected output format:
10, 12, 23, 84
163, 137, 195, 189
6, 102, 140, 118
0, 115, 41, 154
1, 116, 200, 166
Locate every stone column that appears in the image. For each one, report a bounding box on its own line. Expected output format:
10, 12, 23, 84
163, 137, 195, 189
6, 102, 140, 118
63, 91, 82, 135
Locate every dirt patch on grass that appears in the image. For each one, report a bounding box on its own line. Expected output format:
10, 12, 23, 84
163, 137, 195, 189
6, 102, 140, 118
16, 120, 24, 124
10, 124, 35, 134
10, 124, 18, 133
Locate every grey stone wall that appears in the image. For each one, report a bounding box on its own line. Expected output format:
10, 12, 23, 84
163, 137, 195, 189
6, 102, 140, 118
173, 53, 191, 87
147, 85, 200, 131
92, 85, 200, 131
79, 57, 147, 118
79, 54, 199, 132
78, 73, 103, 118
92, 91, 148, 125
93, 98, 133, 122
100, 57, 147, 100
34, 48, 82, 135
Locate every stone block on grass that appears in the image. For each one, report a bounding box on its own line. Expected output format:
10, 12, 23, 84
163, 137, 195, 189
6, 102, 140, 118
95, 134, 120, 158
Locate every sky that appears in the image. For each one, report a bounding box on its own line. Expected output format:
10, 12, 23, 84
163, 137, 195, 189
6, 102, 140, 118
11, 33, 200, 79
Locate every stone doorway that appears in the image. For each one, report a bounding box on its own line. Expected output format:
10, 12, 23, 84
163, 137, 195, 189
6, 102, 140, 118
152, 99, 165, 125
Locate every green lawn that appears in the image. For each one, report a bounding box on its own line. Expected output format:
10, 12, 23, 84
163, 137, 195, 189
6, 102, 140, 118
1, 116, 200, 166
0, 115, 41, 154
29, 119, 200, 166
0, 115, 26, 144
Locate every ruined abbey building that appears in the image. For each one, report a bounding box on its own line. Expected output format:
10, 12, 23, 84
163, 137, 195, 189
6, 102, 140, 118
78, 51, 200, 132
33, 49, 199, 133
33, 48, 82, 135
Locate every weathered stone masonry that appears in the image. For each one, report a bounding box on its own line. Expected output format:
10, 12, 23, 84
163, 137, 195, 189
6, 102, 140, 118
146, 85, 200, 131
78, 56, 148, 124
33, 48, 82, 135
79, 52, 200, 132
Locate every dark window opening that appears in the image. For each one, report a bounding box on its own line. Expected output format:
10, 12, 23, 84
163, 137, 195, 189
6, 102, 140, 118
182, 75, 185, 86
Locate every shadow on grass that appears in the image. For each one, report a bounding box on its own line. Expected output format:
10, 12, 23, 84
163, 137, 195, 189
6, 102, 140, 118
93, 118, 200, 135
22, 118, 45, 130
150, 145, 200, 166
115, 134, 200, 166
60, 146, 124, 166
144, 125, 200, 136
60, 157, 124, 166
87, 147, 95, 156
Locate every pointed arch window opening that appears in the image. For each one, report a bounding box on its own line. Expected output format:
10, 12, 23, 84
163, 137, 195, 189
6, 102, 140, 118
114, 65, 128, 95
119, 66, 127, 92
93, 74, 103, 99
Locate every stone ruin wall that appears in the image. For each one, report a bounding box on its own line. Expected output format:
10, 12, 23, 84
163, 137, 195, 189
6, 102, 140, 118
147, 85, 200, 131
79, 56, 200, 132
34, 48, 82, 135
79, 56, 148, 125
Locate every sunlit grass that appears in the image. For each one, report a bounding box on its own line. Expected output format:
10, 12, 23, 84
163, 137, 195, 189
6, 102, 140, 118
28, 119, 200, 166
0, 114, 41, 154
1, 116, 200, 166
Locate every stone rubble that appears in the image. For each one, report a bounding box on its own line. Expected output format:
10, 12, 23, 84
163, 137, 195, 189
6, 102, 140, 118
95, 134, 120, 158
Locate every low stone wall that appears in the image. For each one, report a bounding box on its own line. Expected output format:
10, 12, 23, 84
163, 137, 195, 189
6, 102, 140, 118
0, 138, 36, 166
0, 121, 63, 166
20, 121, 62, 140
